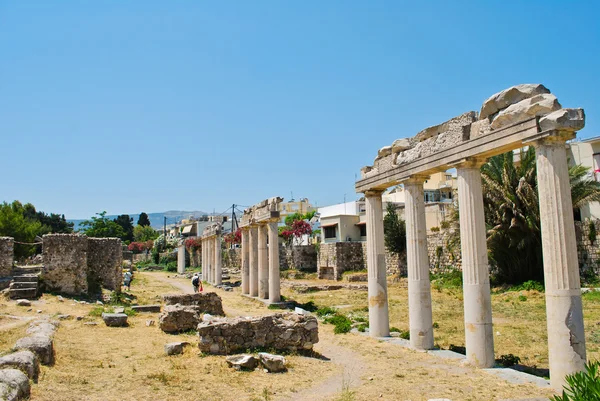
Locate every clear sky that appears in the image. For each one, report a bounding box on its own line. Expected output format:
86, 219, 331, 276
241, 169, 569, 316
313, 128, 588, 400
1, 1, 599, 219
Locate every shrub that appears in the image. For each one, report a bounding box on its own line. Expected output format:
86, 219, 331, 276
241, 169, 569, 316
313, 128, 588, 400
430, 226, 440, 232
165, 261, 177, 272
553, 360, 600, 401
324, 314, 352, 334
431, 269, 463, 290
440, 220, 451, 229
518, 295, 527, 302
357, 324, 368, 332
316, 306, 337, 317
498, 354, 521, 367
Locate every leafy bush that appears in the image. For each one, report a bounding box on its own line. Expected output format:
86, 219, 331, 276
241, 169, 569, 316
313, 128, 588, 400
440, 220, 451, 229
315, 306, 337, 317
498, 354, 521, 367
553, 360, 600, 401
506, 280, 544, 292
357, 324, 368, 332
431, 269, 463, 290
165, 261, 177, 272
518, 295, 528, 302
430, 226, 440, 232
324, 314, 352, 334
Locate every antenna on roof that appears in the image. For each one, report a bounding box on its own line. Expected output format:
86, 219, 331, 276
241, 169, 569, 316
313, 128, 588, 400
290, 191, 294, 201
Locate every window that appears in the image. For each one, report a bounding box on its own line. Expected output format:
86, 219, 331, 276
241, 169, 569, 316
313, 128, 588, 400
324, 225, 337, 239
359, 225, 367, 237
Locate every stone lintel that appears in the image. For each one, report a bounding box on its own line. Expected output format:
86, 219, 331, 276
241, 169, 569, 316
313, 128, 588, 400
401, 174, 430, 184
202, 223, 222, 239
522, 129, 576, 146
356, 117, 539, 193
449, 157, 488, 169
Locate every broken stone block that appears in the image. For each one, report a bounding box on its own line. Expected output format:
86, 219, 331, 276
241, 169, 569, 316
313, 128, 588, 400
162, 293, 225, 316
0, 369, 30, 401
0, 351, 40, 382
490, 93, 561, 130
164, 342, 189, 356
391, 138, 411, 153
101, 313, 128, 327
259, 352, 286, 373
15, 299, 31, 307
14, 336, 54, 365
146, 320, 155, 327
538, 108, 585, 132
113, 307, 125, 314
131, 305, 161, 313
226, 355, 259, 371
26, 320, 59, 338
480, 83, 550, 120
159, 305, 204, 333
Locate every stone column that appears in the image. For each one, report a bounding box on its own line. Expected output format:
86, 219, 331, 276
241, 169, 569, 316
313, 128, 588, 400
177, 244, 185, 274
201, 239, 205, 281
457, 160, 494, 367
268, 221, 281, 303
258, 224, 269, 299
535, 131, 586, 390
215, 234, 222, 286
404, 178, 434, 349
241, 228, 250, 295
249, 226, 259, 297
207, 237, 213, 284
365, 190, 390, 337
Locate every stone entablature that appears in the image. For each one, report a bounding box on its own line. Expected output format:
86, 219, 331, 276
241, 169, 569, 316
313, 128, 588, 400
240, 197, 283, 227
201, 222, 223, 285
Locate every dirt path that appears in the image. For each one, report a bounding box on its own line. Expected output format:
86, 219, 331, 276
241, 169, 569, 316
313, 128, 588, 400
0, 314, 35, 331
149, 272, 365, 401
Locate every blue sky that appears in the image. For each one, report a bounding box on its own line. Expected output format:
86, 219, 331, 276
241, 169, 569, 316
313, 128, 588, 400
1, 1, 599, 219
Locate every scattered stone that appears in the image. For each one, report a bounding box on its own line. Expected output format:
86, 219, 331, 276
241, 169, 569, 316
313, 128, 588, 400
164, 342, 189, 356
490, 93, 561, 130
162, 293, 225, 316
197, 313, 319, 355
538, 108, 585, 132
57, 296, 64, 302
226, 355, 259, 371
223, 286, 233, 292
84, 322, 98, 326
0, 351, 40, 382
14, 336, 54, 365
36, 310, 42, 314
27, 309, 32, 312
113, 307, 125, 314
57, 314, 72, 320
96, 301, 103, 305
159, 305, 203, 333
15, 300, 31, 307
258, 353, 286, 373
479, 83, 550, 120
146, 320, 155, 327
76, 316, 84, 321
0, 368, 30, 401
26, 320, 59, 339
131, 305, 161, 313
101, 313, 128, 327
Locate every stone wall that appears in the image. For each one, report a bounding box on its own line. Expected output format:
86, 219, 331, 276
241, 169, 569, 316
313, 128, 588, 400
42, 234, 88, 295
197, 313, 318, 355
132, 253, 151, 263
576, 220, 600, 275
317, 242, 365, 280
427, 229, 461, 273
0, 237, 14, 278
189, 248, 201, 268
279, 245, 317, 271
88, 238, 122, 292
222, 248, 241, 269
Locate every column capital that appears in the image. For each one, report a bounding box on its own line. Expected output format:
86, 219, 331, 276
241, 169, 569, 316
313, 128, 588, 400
403, 174, 430, 185
364, 189, 385, 197
451, 157, 488, 169
524, 129, 575, 146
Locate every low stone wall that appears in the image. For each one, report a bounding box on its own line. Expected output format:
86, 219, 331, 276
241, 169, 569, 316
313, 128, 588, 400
197, 313, 319, 355
427, 229, 461, 273
162, 292, 225, 315
223, 248, 241, 269
280, 245, 317, 271
122, 249, 133, 264
0, 237, 14, 278
42, 234, 88, 295
132, 253, 151, 263
317, 242, 365, 280
88, 238, 122, 292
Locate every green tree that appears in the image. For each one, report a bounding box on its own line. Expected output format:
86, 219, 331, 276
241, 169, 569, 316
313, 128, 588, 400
113, 214, 134, 242
0, 201, 43, 258
133, 224, 159, 242
383, 203, 406, 255
80, 211, 125, 239
137, 212, 151, 227
481, 147, 600, 284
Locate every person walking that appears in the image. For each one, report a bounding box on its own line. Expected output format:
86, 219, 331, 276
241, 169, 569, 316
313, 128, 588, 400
123, 270, 133, 291
192, 273, 200, 293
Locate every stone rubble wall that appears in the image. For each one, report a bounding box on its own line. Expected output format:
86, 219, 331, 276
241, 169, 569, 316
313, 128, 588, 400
42, 234, 89, 295
576, 220, 600, 275
0, 237, 14, 278
222, 248, 241, 269
317, 242, 365, 280
279, 245, 317, 271
189, 248, 201, 268
197, 313, 319, 355
87, 238, 123, 291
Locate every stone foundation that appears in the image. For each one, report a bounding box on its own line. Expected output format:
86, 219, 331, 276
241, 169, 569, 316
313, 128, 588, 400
42, 234, 88, 295
197, 313, 318, 355
162, 292, 225, 316
0, 237, 14, 278
88, 238, 122, 292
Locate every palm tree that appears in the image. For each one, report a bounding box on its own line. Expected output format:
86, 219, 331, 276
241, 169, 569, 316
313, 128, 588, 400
479, 147, 600, 284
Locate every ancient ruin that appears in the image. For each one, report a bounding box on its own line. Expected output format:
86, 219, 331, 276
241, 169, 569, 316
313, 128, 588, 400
239, 197, 283, 303
355, 83, 586, 389
201, 222, 222, 285
159, 292, 225, 333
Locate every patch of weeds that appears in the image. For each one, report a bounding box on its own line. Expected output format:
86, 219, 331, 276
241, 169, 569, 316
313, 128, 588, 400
399, 330, 410, 340
295, 300, 318, 312
583, 290, 600, 302
389, 326, 401, 333
336, 372, 355, 401
146, 372, 172, 384
498, 354, 521, 367
449, 344, 466, 355
250, 387, 273, 401
123, 308, 137, 317
315, 306, 337, 317
518, 295, 528, 302
356, 324, 368, 332
109, 291, 131, 306
88, 306, 104, 317
430, 269, 463, 290
432, 322, 439, 329
324, 314, 352, 334
507, 280, 545, 293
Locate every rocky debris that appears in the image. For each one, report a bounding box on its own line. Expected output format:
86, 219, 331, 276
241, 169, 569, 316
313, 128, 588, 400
223, 286, 233, 292
259, 352, 286, 373
479, 83, 550, 120
113, 307, 125, 314
56, 314, 72, 320
345, 273, 368, 282
101, 313, 128, 327
76, 316, 84, 321
162, 293, 225, 316
84, 322, 98, 326
0, 351, 40, 382
164, 342, 189, 356
391, 138, 411, 153
539, 108, 585, 132
159, 305, 203, 333
57, 296, 64, 302
146, 320, 155, 327
197, 313, 319, 355
0, 369, 30, 401
490, 93, 561, 130
226, 355, 259, 371
15, 299, 31, 307
14, 336, 54, 365
288, 283, 368, 293
25, 320, 59, 338
131, 305, 161, 313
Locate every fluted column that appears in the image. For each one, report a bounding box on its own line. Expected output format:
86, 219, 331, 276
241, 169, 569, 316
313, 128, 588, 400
268, 221, 281, 303
206, 238, 212, 284
177, 244, 185, 274
201, 239, 206, 281
535, 131, 586, 390
365, 190, 390, 337
215, 235, 222, 286
249, 226, 259, 297
258, 224, 269, 299
457, 160, 494, 367
404, 177, 434, 349
241, 228, 250, 294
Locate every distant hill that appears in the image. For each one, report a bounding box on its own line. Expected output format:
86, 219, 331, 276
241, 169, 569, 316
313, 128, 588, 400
69, 210, 209, 231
